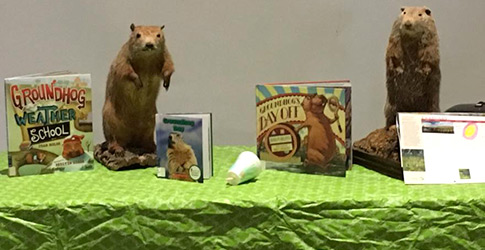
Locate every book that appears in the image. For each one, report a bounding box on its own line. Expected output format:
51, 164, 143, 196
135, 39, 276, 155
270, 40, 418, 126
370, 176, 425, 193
4, 71, 94, 176
256, 81, 351, 176
398, 112, 485, 184
156, 113, 213, 182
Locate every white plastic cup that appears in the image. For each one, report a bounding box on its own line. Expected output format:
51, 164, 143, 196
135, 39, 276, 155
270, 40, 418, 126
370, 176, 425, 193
226, 151, 265, 185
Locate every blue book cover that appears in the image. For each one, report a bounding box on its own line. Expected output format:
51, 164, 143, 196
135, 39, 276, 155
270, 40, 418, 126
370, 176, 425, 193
156, 114, 212, 183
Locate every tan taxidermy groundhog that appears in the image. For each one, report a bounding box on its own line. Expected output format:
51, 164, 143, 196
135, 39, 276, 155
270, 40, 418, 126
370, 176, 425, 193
103, 23, 174, 155
385, 6, 440, 127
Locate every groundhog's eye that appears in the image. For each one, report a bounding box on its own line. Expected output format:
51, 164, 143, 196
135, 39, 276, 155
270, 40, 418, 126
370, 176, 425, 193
419, 13, 422, 17
157, 34, 161, 38
403, 12, 406, 15
136, 33, 141, 38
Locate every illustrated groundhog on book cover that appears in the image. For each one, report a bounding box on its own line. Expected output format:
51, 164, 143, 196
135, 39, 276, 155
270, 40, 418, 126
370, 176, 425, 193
62, 135, 86, 160
256, 82, 351, 176
297, 94, 337, 169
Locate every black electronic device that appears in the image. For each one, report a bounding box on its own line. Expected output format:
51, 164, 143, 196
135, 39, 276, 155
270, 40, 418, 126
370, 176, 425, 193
446, 101, 485, 113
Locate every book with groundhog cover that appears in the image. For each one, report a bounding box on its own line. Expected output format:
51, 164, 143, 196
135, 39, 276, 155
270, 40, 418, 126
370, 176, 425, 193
256, 81, 351, 176
156, 113, 212, 183
4, 72, 94, 177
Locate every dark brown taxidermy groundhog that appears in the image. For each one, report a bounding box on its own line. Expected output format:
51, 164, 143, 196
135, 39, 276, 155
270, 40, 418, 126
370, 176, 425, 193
385, 6, 440, 127
102, 23, 174, 156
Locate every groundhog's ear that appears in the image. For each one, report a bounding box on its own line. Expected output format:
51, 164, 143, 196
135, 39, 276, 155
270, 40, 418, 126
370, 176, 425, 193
130, 23, 135, 32
161, 25, 165, 30
425, 9, 431, 16
400, 7, 405, 12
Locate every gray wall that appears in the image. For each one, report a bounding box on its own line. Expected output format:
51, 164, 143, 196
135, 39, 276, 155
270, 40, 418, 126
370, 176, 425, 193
1, 0, 485, 151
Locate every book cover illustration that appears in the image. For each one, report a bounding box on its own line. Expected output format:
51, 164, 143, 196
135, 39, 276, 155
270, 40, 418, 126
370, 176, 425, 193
4, 73, 94, 176
256, 81, 351, 176
156, 115, 205, 183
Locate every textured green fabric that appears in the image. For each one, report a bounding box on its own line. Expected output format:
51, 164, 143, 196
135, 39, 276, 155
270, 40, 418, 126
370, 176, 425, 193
0, 146, 484, 249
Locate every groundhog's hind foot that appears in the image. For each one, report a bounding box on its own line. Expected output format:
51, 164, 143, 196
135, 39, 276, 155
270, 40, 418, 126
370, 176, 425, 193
108, 142, 125, 157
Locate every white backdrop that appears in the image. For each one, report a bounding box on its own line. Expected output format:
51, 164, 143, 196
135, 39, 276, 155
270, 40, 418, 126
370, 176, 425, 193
1, 0, 484, 150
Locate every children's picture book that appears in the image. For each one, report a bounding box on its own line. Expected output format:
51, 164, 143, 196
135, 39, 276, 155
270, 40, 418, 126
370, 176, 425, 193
256, 80, 351, 176
398, 112, 485, 184
156, 113, 212, 183
4, 71, 94, 177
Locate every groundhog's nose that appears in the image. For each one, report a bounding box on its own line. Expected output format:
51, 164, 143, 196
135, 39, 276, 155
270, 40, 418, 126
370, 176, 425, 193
404, 22, 412, 29
145, 43, 154, 49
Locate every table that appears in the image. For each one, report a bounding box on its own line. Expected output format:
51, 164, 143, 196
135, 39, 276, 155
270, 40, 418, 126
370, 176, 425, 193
0, 146, 484, 249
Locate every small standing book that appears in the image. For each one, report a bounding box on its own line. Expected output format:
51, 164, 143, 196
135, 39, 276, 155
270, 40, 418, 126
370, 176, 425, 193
156, 113, 213, 182
256, 80, 351, 176
4, 71, 94, 177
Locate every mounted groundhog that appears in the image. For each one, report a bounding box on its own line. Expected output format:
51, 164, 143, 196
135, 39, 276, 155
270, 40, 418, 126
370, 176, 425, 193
385, 6, 440, 127
102, 23, 175, 156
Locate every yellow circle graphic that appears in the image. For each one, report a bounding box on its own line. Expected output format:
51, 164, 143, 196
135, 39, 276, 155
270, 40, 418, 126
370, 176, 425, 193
463, 123, 478, 139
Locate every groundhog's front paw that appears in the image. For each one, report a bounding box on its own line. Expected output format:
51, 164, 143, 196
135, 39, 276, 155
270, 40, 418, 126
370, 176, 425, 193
423, 65, 432, 74
176, 166, 185, 173
162, 72, 172, 91
416, 65, 431, 75
129, 72, 143, 88
163, 80, 170, 91
134, 78, 143, 89
395, 66, 404, 74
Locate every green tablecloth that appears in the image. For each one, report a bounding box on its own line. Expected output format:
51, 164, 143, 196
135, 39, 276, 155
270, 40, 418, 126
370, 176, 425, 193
0, 146, 484, 249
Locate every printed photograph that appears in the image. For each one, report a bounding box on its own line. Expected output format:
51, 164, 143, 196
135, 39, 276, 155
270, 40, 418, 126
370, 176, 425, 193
459, 169, 471, 179
422, 120, 454, 134
402, 149, 426, 172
